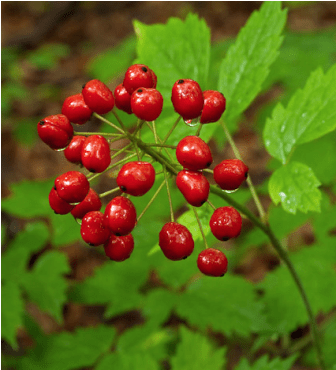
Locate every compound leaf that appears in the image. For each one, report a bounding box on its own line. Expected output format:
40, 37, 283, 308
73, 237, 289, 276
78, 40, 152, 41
171, 326, 226, 370
16, 325, 115, 370
268, 161, 321, 214
176, 274, 267, 337
22, 251, 70, 322
1, 281, 24, 349
219, 1, 286, 128
264, 63, 336, 163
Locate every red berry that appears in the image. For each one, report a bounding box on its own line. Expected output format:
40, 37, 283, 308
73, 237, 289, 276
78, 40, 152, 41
81, 135, 111, 173
209, 206, 242, 241
150, 69, 157, 88
159, 222, 194, 261
214, 159, 249, 191
80, 211, 111, 246
82, 79, 115, 114
176, 170, 209, 207
117, 161, 155, 196
171, 79, 204, 120
49, 187, 74, 215
37, 114, 73, 150
104, 196, 137, 236
54, 171, 89, 204
114, 84, 132, 114
61, 93, 93, 125
197, 248, 228, 277
123, 64, 155, 95
200, 90, 226, 124
64, 135, 86, 164
104, 234, 134, 261
71, 188, 102, 219
130, 88, 163, 121
176, 135, 213, 171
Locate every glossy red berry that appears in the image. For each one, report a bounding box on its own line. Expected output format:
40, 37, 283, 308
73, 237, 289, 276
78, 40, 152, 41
130, 88, 163, 121
123, 64, 155, 95
54, 171, 89, 204
117, 161, 155, 196
61, 93, 93, 125
80, 211, 111, 246
200, 90, 226, 124
104, 234, 134, 261
81, 135, 111, 173
104, 196, 137, 236
49, 187, 74, 215
64, 135, 86, 164
150, 70, 157, 88
209, 206, 242, 241
176, 170, 209, 207
214, 159, 249, 191
197, 248, 228, 277
176, 135, 213, 170
159, 222, 194, 261
71, 188, 102, 219
171, 79, 204, 120
37, 114, 73, 150
82, 79, 115, 114
114, 84, 132, 114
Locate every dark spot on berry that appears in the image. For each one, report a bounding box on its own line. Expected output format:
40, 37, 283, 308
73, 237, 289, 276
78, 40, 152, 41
115, 232, 121, 236
200, 200, 206, 206
182, 256, 188, 260
88, 242, 95, 247
222, 237, 229, 241
141, 66, 148, 72
178, 79, 184, 84
89, 169, 96, 173
54, 211, 59, 214
120, 186, 127, 192
82, 83, 86, 89
220, 273, 225, 277
206, 162, 211, 167
244, 172, 248, 178
39, 120, 45, 125
53, 184, 57, 190
137, 89, 143, 93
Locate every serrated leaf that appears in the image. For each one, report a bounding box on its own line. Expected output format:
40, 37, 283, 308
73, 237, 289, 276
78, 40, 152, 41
176, 274, 267, 337
259, 242, 336, 334
2, 222, 49, 284
86, 36, 136, 82
2, 179, 54, 218
303, 317, 336, 368
96, 351, 159, 370
17, 325, 115, 370
264, 64, 336, 163
268, 161, 321, 214
171, 326, 226, 370
234, 355, 297, 370
219, 2, 286, 128
1, 281, 24, 349
22, 251, 70, 322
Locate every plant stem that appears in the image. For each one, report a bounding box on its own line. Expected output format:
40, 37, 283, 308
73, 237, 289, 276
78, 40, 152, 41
192, 206, 208, 248
163, 167, 174, 222
146, 143, 177, 149
161, 115, 181, 146
74, 131, 123, 137
93, 112, 125, 135
195, 124, 203, 137
99, 186, 120, 199
220, 120, 267, 223
137, 180, 165, 222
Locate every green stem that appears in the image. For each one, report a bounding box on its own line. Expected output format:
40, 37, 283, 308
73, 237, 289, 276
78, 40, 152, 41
163, 167, 174, 222
145, 121, 175, 162
93, 112, 125, 135
99, 186, 120, 199
137, 180, 165, 222
146, 143, 177, 149
161, 115, 181, 146
192, 206, 208, 248
220, 120, 267, 223
74, 131, 123, 137
195, 124, 203, 137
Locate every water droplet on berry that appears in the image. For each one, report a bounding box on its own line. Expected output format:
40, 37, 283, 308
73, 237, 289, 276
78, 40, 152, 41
184, 118, 199, 127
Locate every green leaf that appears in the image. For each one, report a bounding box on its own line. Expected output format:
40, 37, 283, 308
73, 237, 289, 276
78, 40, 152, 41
234, 355, 297, 370
176, 274, 267, 337
268, 161, 321, 214
312, 193, 336, 244
50, 212, 81, 247
22, 251, 70, 322
264, 64, 336, 163
2, 179, 54, 218
171, 326, 226, 370
2, 222, 49, 285
134, 13, 210, 101
1, 281, 24, 349
12, 117, 39, 146
17, 325, 115, 370
303, 317, 336, 368
86, 36, 136, 82
27, 43, 70, 70
96, 351, 159, 370
259, 241, 336, 334
219, 2, 286, 127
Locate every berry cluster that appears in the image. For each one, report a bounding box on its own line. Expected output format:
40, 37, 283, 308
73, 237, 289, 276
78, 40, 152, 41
38, 64, 248, 276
